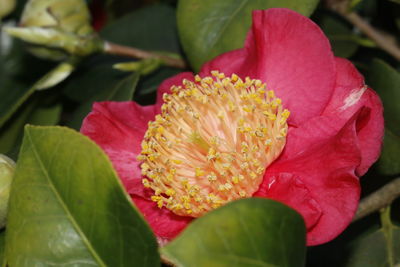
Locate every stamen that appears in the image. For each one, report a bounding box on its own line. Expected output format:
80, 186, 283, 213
139, 71, 289, 217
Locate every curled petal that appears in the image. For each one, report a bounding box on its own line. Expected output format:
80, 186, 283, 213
323, 58, 384, 175
257, 112, 362, 245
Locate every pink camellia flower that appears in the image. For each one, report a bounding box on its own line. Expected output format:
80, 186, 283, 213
81, 8, 384, 246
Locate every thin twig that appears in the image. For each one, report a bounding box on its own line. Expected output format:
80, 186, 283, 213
103, 41, 187, 69
342, 12, 400, 61
327, 0, 400, 61
353, 177, 400, 222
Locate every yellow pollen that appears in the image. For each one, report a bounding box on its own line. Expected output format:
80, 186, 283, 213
139, 71, 289, 217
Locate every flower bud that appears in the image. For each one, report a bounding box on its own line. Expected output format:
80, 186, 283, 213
0, 154, 15, 228
0, 0, 16, 19
5, 0, 102, 60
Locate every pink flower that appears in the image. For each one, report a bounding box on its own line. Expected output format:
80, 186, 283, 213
81, 8, 383, 246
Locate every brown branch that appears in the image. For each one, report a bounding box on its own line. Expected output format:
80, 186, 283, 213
342, 12, 400, 61
161, 254, 176, 267
353, 177, 400, 222
103, 41, 187, 69
327, 0, 400, 61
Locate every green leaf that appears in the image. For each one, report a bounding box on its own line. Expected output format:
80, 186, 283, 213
367, 59, 400, 134
162, 198, 306, 267
177, 0, 319, 71
62, 63, 124, 102
0, 230, 5, 267
0, 100, 36, 154
28, 103, 62, 126
319, 14, 360, 58
66, 71, 139, 130
100, 4, 181, 53
0, 80, 34, 129
5, 126, 160, 266
0, 97, 61, 155
367, 59, 400, 175
377, 128, 400, 175
109, 72, 140, 101
0, 62, 65, 128
345, 208, 400, 267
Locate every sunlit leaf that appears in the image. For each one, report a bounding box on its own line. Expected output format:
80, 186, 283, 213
5, 126, 160, 266
162, 198, 306, 267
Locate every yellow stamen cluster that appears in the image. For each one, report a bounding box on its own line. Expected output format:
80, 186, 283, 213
138, 71, 289, 217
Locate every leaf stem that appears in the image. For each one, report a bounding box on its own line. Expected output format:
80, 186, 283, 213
353, 177, 400, 222
103, 41, 187, 69
380, 206, 395, 267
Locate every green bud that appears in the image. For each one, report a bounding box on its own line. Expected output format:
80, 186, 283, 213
21, 0, 93, 35
5, 0, 102, 60
0, 0, 16, 19
0, 154, 15, 228
113, 58, 162, 75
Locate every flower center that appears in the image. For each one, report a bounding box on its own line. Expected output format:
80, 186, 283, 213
138, 71, 289, 217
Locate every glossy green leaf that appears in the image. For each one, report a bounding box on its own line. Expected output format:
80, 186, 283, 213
162, 198, 306, 267
5, 126, 160, 266
345, 208, 400, 267
177, 0, 319, 71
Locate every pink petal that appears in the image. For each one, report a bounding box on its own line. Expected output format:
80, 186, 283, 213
257, 112, 362, 245
132, 196, 192, 242
255, 173, 322, 230
323, 58, 384, 175
200, 49, 247, 78
354, 89, 384, 175
155, 72, 194, 113
201, 8, 336, 126
81, 101, 155, 194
